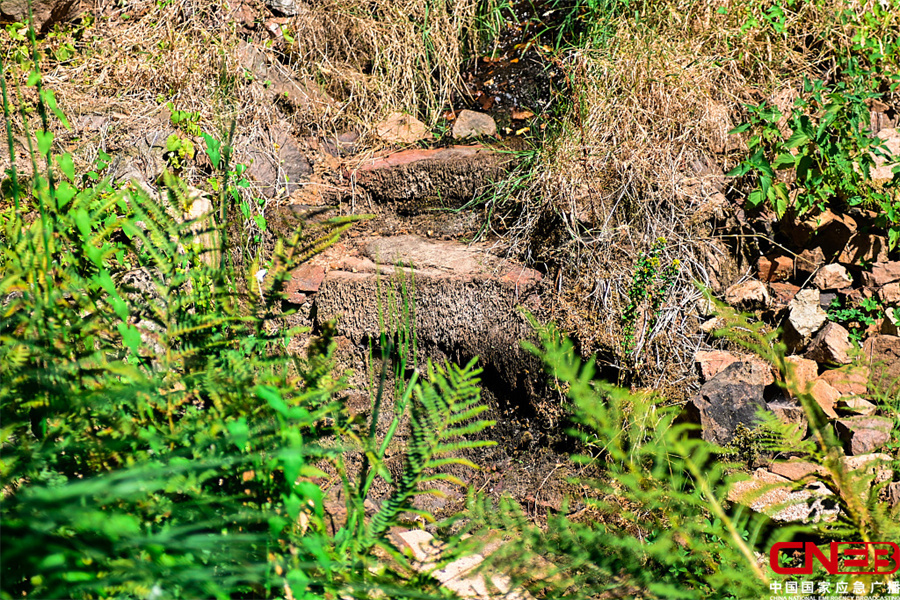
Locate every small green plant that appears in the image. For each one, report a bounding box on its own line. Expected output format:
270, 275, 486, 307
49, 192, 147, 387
164, 133, 195, 171
620, 237, 679, 361
727, 64, 900, 245
826, 296, 884, 345
166, 101, 201, 136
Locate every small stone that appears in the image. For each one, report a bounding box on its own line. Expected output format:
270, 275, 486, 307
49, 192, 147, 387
724, 279, 770, 310
757, 255, 793, 282
882, 307, 900, 336
867, 261, 900, 287
813, 264, 853, 290
808, 380, 840, 419
842, 453, 892, 484
804, 322, 853, 366
795, 247, 826, 275
817, 367, 869, 396
785, 288, 828, 349
694, 350, 740, 382
452, 110, 497, 139
835, 417, 893, 455
375, 112, 430, 144
699, 317, 723, 334
871, 128, 900, 182
879, 282, 900, 304
836, 396, 877, 416
784, 355, 819, 394
818, 213, 858, 256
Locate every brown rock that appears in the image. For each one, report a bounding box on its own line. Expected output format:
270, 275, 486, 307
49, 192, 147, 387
808, 379, 840, 418
351, 145, 514, 204
839, 234, 890, 266
766, 398, 808, 437
769, 460, 823, 482
0, 0, 82, 32
758, 255, 793, 282
842, 453, 892, 484
315, 235, 543, 401
867, 261, 900, 287
818, 213, 857, 256
375, 112, 430, 145
812, 263, 853, 290
887, 482, 900, 508
882, 307, 900, 336
879, 282, 900, 304
863, 335, 900, 396
871, 128, 900, 182
770, 282, 800, 306
835, 417, 893, 455
784, 355, 819, 394
286, 264, 326, 300
452, 110, 497, 138
782, 209, 835, 248
804, 322, 853, 366
695, 350, 740, 382
724, 279, 770, 310
246, 124, 312, 198
796, 247, 826, 275
728, 468, 837, 523
817, 367, 869, 396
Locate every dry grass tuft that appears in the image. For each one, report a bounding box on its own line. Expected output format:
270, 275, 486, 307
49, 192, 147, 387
489, 0, 900, 392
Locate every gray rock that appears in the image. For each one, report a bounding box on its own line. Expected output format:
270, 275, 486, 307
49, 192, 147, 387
686, 361, 774, 445
266, 0, 299, 16
246, 124, 312, 198
785, 288, 827, 350
452, 110, 497, 139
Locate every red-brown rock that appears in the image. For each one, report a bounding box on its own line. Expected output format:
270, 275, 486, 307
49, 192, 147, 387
839, 234, 890, 265
808, 380, 840, 418
757, 255, 793, 282
863, 335, 900, 396
694, 350, 740, 381
817, 366, 869, 396
770, 282, 800, 306
784, 355, 819, 394
351, 145, 513, 203
725, 279, 770, 310
286, 264, 326, 301
795, 247, 826, 275
879, 282, 900, 304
